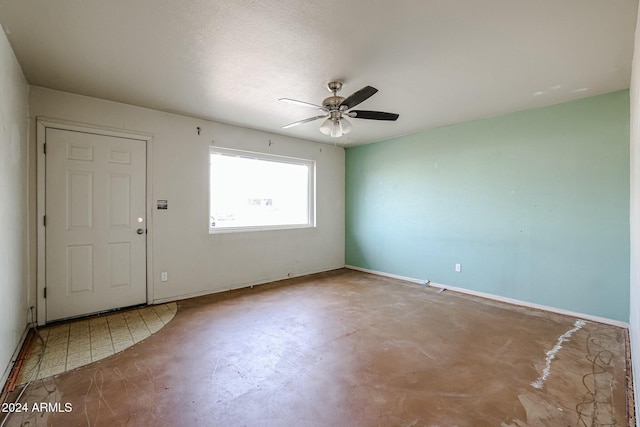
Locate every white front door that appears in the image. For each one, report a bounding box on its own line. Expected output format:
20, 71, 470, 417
45, 128, 147, 321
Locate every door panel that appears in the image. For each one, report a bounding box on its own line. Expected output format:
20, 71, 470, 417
67, 244, 93, 293
67, 170, 93, 229
109, 174, 131, 227
108, 242, 131, 287
46, 128, 147, 321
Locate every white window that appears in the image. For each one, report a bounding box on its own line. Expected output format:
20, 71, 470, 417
209, 147, 315, 232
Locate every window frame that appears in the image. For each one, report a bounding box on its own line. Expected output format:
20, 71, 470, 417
208, 146, 316, 234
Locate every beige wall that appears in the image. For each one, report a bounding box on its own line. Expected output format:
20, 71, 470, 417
28, 86, 345, 311
0, 24, 29, 384
631, 5, 640, 425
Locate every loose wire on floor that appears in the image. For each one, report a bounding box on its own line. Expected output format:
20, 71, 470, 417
575, 329, 616, 427
0, 307, 48, 427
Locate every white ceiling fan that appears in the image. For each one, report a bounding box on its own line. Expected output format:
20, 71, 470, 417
280, 82, 399, 138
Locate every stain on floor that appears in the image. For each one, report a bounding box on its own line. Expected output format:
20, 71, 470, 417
1, 269, 629, 426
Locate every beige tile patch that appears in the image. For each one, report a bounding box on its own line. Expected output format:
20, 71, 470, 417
17, 302, 177, 385
66, 352, 91, 364
41, 357, 66, 371
66, 358, 88, 370
110, 329, 133, 340
68, 341, 90, 353
113, 340, 134, 353
91, 349, 114, 362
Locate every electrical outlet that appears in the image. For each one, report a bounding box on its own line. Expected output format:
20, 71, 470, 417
161, 272, 168, 282
455, 264, 461, 273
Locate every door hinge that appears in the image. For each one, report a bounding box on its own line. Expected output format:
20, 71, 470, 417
43, 143, 46, 154
44, 287, 47, 299
43, 215, 46, 227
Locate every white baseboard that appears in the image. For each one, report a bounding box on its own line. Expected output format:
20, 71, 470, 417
345, 265, 629, 329
152, 266, 343, 305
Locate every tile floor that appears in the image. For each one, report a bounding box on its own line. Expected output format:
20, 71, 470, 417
17, 303, 177, 384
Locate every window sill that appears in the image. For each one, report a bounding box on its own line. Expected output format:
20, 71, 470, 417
209, 224, 316, 234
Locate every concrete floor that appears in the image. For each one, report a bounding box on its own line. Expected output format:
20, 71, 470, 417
2, 269, 629, 426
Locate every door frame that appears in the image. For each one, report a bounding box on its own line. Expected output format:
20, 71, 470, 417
37, 117, 154, 325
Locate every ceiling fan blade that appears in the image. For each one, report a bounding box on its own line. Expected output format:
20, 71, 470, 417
339, 86, 378, 110
279, 98, 328, 111
282, 115, 328, 129
348, 110, 399, 121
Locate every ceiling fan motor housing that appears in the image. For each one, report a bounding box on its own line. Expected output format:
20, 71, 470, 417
327, 81, 343, 92
323, 96, 345, 110
323, 81, 346, 111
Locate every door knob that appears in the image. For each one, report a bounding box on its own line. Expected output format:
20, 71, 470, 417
137, 228, 145, 235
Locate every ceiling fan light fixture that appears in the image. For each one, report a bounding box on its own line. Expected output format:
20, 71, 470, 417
340, 117, 353, 135
320, 117, 353, 138
330, 119, 342, 138
320, 117, 344, 138
319, 117, 332, 135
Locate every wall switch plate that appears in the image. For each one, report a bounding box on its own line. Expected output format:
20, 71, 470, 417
455, 264, 461, 272
161, 272, 168, 282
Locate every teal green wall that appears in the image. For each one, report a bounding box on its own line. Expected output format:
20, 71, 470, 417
345, 90, 630, 322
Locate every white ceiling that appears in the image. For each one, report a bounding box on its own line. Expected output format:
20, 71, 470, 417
0, 0, 637, 145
